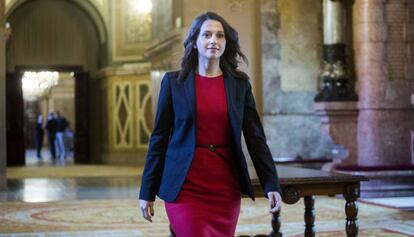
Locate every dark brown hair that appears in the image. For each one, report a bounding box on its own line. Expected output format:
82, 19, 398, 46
177, 11, 248, 81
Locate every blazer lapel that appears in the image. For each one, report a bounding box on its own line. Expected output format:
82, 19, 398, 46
224, 73, 241, 131
183, 71, 196, 120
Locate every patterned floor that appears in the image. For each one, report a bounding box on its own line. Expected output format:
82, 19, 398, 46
3, 158, 414, 236
1, 196, 414, 237
361, 196, 414, 211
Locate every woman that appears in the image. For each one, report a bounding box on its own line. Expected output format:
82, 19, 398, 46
139, 12, 282, 236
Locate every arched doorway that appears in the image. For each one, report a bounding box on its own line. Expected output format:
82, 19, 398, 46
6, 0, 106, 165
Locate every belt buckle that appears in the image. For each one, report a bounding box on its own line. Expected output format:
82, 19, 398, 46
208, 144, 216, 152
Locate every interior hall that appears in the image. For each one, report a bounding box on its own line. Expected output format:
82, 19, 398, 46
0, 0, 413, 236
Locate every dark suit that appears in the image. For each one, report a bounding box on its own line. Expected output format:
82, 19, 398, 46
139, 71, 281, 202
45, 118, 57, 159
34, 123, 44, 158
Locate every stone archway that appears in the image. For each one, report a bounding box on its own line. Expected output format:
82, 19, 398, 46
5, 0, 107, 46
5, 0, 106, 165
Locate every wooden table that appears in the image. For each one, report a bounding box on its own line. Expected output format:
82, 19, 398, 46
169, 166, 368, 237
246, 166, 368, 237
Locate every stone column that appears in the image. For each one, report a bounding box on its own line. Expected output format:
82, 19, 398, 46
314, 102, 358, 166
0, 0, 6, 191
354, 0, 414, 166
314, 0, 358, 166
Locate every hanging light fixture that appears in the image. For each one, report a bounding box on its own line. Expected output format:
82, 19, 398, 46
21, 71, 59, 101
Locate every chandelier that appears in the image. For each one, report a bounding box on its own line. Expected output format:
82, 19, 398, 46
22, 71, 59, 101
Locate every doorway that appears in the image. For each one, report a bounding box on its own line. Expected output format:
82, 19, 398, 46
6, 67, 91, 166
5, 0, 104, 167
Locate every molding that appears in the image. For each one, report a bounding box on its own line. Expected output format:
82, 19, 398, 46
98, 63, 151, 78
227, 0, 248, 11
144, 30, 183, 59
112, 81, 134, 149
135, 80, 151, 149
111, 0, 151, 62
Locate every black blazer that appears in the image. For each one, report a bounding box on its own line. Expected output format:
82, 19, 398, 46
139, 70, 281, 202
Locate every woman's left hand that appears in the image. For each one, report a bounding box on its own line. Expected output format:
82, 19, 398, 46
267, 191, 282, 213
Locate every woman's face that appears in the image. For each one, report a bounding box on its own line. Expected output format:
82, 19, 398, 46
195, 19, 226, 61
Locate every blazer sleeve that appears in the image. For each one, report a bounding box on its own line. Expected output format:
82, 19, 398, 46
139, 73, 173, 201
242, 81, 281, 197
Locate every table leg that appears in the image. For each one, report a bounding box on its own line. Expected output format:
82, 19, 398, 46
345, 196, 359, 237
304, 196, 315, 237
239, 208, 282, 237
269, 209, 283, 237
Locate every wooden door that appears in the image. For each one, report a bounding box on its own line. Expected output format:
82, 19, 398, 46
74, 72, 90, 163
6, 72, 25, 166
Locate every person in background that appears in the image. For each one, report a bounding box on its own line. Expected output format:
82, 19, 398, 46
64, 127, 74, 158
55, 111, 69, 159
34, 115, 44, 160
45, 112, 57, 160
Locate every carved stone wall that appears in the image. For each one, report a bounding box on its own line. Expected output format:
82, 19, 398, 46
99, 63, 152, 165
152, 0, 174, 43
111, 0, 152, 61
262, 0, 334, 159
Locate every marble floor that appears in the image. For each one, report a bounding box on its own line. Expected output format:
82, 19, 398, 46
2, 149, 413, 211
3, 175, 414, 212
1, 151, 414, 236
361, 196, 414, 211
2, 149, 137, 202
25, 148, 75, 166
1, 176, 140, 202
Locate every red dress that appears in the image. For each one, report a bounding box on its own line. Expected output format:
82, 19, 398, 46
165, 74, 241, 237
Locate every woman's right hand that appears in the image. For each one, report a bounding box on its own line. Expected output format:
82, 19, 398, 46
139, 199, 155, 222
